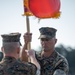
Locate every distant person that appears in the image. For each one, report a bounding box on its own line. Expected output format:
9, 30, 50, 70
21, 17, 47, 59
21, 27, 69, 75
0, 33, 40, 75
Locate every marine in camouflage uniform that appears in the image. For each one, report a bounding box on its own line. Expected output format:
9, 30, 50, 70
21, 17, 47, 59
0, 33, 38, 75
21, 27, 69, 75
36, 27, 69, 75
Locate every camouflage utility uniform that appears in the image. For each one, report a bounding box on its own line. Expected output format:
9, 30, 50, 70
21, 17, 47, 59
36, 51, 69, 75
0, 56, 37, 75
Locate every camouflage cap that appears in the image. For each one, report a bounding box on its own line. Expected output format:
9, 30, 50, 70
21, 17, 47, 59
1, 32, 22, 46
39, 27, 57, 39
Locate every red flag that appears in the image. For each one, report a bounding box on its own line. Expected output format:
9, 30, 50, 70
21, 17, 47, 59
23, 0, 33, 16
29, 0, 61, 18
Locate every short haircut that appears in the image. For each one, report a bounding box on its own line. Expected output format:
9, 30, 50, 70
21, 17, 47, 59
2, 42, 20, 54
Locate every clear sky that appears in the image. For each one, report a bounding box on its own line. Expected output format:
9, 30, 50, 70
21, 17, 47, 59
0, 0, 75, 51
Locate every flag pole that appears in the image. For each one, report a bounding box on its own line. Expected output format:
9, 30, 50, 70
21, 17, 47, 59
26, 16, 31, 50
21, 15, 31, 62
26, 16, 31, 62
